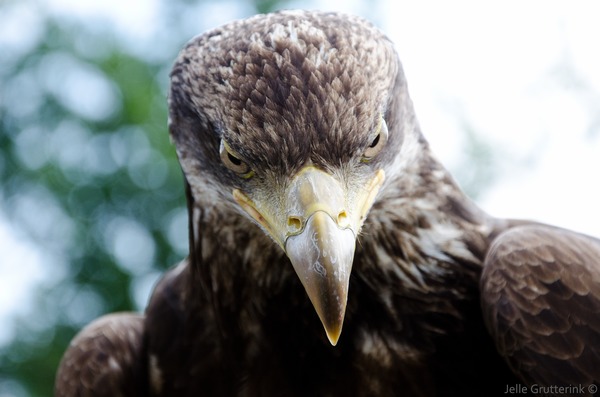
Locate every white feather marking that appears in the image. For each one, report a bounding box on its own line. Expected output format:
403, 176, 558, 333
358, 327, 423, 373
417, 216, 479, 265
265, 18, 336, 70
373, 244, 427, 289
108, 356, 121, 372
149, 354, 163, 394
269, 23, 286, 47
287, 21, 297, 42
359, 329, 392, 367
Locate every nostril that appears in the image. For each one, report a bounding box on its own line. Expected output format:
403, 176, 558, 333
287, 216, 303, 233
337, 210, 349, 227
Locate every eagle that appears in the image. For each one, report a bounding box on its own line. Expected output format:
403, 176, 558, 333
55, 10, 600, 397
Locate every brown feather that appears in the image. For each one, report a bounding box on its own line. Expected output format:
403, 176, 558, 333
481, 225, 600, 389
54, 313, 147, 397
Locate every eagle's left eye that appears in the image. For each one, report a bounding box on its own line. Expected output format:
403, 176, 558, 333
362, 117, 388, 161
220, 140, 253, 177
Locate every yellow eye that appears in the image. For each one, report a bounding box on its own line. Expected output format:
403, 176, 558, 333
219, 140, 253, 177
362, 117, 388, 161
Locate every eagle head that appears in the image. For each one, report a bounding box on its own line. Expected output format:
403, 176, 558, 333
168, 10, 418, 345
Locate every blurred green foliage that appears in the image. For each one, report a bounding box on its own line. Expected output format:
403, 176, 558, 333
1, 19, 178, 397
0, 0, 293, 395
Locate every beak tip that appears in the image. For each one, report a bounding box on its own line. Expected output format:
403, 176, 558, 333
320, 309, 345, 346
325, 327, 342, 346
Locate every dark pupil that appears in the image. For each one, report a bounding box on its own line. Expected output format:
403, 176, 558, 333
228, 152, 242, 166
369, 134, 380, 148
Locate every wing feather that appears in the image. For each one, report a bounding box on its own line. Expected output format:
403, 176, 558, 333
54, 312, 147, 397
481, 224, 600, 389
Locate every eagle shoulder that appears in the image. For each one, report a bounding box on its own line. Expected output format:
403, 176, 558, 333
54, 312, 147, 397
144, 260, 236, 396
481, 224, 600, 388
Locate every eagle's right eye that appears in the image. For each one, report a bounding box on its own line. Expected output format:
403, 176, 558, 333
220, 140, 253, 177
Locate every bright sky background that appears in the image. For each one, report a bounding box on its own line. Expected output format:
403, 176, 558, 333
1, 0, 599, 345
381, 1, 600, 238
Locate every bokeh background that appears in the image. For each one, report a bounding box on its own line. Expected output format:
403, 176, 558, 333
1, 0, 599, 395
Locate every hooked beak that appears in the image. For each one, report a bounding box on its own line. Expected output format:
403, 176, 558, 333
233, 166, 384, 345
